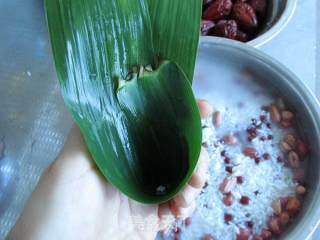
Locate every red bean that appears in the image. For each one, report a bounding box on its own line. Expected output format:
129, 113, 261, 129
296, 139, 309, 157
260, 229, 272, 240
224, 213, 233, 223
184, 217, 192, 226
223, 193, 234, 206
240, 196, 250, 205
202, 234, 215, 240
236, 176, 244, 184
236, 228, 250, 240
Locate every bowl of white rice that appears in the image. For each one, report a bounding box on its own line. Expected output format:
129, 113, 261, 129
157, 38, 320, 240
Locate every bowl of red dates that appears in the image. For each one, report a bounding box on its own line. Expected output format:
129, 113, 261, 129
201, 0, 297, 47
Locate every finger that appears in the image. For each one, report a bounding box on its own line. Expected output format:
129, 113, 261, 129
173, 148, 210, 207
169, 199, 180, 218
197, 99, 213, 119
158, 203, 175, 231
173, 184, 201, 208
169, 199, 196, 220
178, 201, 196, 220
189, 147, 210, 189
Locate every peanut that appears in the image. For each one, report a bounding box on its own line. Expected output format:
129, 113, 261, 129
281, 141, 292, 153
296, 185, 306, 195
281, 110, 294, 121
286, 197, 301, 216
279, 212, 290, 226
272, 199, 282, 214
269, 105, 281, 123
223, 134, 238, 145
288, 151, 300, 168
284, 134, 296, 148
212, 111, 222, 128
243, 147, 258, 158
219, 177, 236, 193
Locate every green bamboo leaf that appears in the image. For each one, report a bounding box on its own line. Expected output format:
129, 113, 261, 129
46, 0, 202, 203
116, 61, 201, 202
147, 0, 202, 82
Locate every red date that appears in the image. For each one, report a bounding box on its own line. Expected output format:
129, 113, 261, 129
248, 0, 267, 17
201, 20, 215, 35
211, 20, 238, 39
232, 2, 258, 29
203, 0, 233, 21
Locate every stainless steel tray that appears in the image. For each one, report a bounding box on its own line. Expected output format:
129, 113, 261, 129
0, 0, 318, 239
0, 1, 73, 238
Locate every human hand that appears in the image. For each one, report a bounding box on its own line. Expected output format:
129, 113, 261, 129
8, 100, 213, 240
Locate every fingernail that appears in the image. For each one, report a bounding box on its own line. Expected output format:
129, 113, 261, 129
174, 184, 200, 208
198, 100, 214, 118
189, 173, 205, 189
179, 201, 196, 220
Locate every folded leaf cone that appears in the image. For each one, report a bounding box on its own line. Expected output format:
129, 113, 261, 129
46, 0, 202, 203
